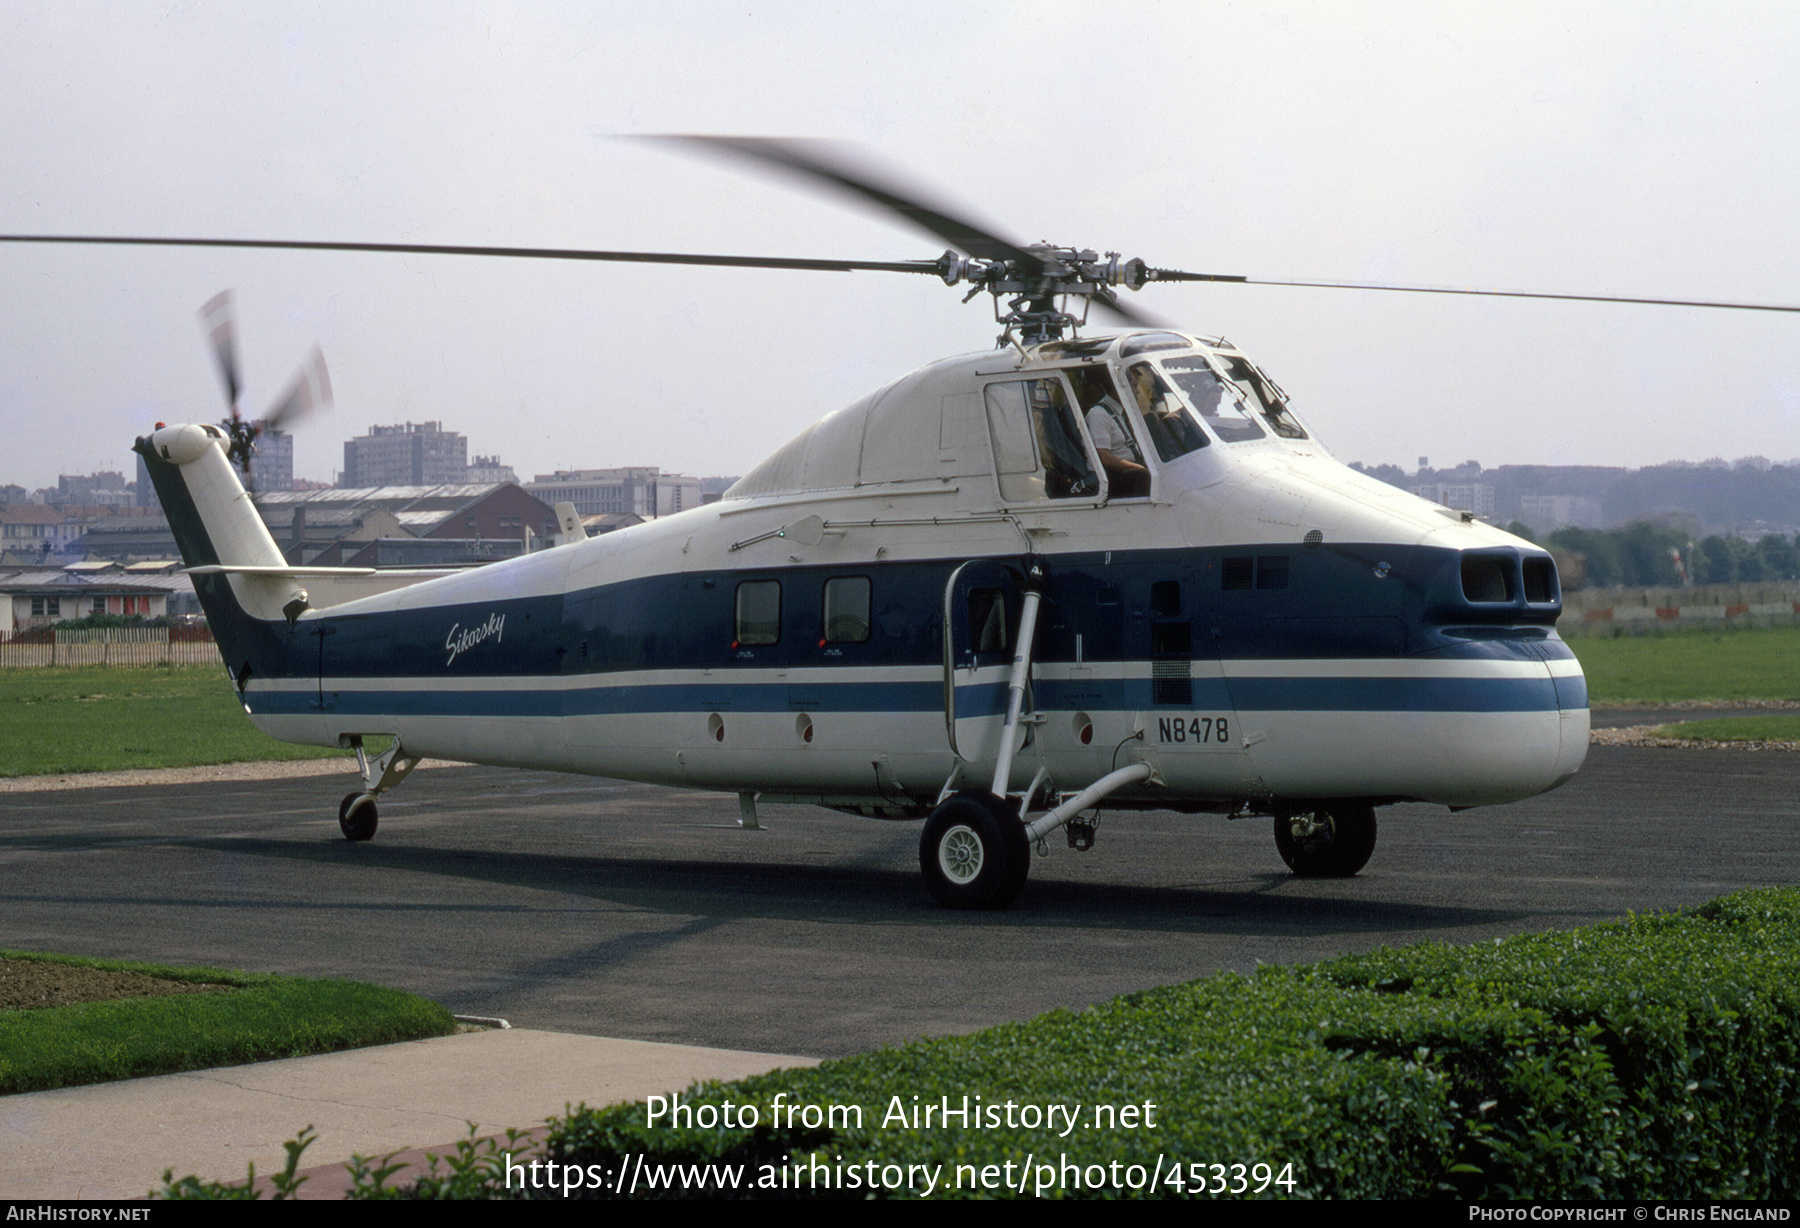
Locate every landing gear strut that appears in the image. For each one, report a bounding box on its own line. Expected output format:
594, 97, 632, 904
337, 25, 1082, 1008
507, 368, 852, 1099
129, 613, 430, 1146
336, 737, 418, 843
1274, 804, 1378, 877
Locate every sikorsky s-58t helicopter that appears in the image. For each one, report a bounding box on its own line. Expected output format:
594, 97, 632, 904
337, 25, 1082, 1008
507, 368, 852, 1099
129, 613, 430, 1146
10, 138, 1795, 908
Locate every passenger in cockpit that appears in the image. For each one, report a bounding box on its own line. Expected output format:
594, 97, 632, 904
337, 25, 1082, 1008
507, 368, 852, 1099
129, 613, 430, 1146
1076, 369, 1150, 498
1129, 362, 1210, 462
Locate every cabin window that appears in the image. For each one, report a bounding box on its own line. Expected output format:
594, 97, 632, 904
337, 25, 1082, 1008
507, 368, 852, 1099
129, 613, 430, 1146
734, 580, 781, 646
91, 597, 106, 615
968, 587, 1010, 654
1125, 363, 1210, 462
983, 379, 1101, 501
1119, 332, 1193, 357
1256, 556, 1290, 590
822, 576, 871, 643
1161, 357, 1266, 443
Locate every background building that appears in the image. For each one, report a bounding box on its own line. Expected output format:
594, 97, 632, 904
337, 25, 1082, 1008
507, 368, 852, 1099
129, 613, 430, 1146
56, 472, 132, 505
341, 421, 468, 488
526, 467, 700, 518
248, 428, 294, 492
466, 454, 518, 484
254, 482, 557, 566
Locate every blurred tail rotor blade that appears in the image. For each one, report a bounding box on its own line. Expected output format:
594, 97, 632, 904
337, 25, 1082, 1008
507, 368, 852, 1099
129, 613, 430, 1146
199, 290, 241, 413
260, 346, 332, 433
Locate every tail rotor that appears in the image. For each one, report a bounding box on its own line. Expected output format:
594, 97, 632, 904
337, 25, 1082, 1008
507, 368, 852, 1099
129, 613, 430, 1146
196, 291, 332, 484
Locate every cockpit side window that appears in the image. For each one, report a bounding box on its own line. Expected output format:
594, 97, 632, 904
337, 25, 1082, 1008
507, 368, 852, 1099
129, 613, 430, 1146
1068, 366, 1150, 499
983, 378, 1101, 502
1216, 353, 1308, 440
1161, 357, 1267, 443
1126, 362, 1211, 462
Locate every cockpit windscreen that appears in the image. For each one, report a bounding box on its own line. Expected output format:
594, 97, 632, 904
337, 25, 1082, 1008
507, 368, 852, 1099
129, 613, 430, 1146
1160, 357, 1266, 443
1125, 362, 1210, 462
1215, 353, 1308, 440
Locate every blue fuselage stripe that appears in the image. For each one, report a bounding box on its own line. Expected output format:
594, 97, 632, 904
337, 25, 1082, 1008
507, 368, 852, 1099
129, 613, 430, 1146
266, 671, 1576, 718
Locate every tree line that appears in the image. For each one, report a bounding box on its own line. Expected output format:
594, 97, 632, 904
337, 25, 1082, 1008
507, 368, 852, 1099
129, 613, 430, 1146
1511, 521, 1800, 588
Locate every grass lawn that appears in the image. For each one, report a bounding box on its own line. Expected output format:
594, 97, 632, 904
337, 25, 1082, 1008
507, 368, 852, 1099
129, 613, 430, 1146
0, 665, 349, 777
4, 626, 1799, 778
1566, 624, 1800, 705
0, 950, 456, 1095
1655, 714, 1800, 742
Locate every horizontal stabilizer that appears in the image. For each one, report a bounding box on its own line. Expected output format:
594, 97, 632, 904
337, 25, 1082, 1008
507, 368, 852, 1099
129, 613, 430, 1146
184, 564, 378, 578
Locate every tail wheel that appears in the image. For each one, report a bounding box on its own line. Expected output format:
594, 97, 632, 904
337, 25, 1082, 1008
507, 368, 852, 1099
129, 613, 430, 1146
920, 791, 1030, 909
338, 792, 378, 842
1274, 804, 1376, 877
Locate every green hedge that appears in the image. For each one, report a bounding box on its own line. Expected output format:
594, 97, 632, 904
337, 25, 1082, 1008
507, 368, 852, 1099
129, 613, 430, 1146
525, 887, 1800, 1199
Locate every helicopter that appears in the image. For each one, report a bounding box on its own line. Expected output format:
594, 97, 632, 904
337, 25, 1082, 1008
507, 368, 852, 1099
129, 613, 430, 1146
9, 137, 1793, 909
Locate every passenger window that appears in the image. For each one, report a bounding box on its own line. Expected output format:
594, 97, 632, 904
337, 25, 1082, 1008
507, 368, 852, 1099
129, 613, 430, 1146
968, 587, 1010, 654
822, 577, 871, 643
983, 379, 1100, 501
734, 580, 781, 646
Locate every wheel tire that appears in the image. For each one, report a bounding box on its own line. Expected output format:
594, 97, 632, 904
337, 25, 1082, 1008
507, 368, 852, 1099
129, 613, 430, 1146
338, 792, 378, 842
920, 791, 1030, 909
1274, 804, 1376, 877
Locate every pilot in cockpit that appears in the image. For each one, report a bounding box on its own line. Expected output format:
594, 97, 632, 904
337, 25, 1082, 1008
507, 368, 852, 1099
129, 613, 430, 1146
1075, 369, 1150, 498
1128, 362, 1211, 463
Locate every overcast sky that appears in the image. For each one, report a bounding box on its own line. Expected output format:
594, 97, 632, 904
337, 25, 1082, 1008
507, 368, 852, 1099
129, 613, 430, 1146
3, 1, 1797, 493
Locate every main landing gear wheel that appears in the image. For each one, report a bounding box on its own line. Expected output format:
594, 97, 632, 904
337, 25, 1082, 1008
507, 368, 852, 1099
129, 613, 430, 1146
338, 792, 378, 842
1274, 804, 1376, 877
920, 790, 1031, 909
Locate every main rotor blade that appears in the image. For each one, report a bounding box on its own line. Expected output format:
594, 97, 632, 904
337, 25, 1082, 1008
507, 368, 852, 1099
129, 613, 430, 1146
1089, 286, 1167, 330
0, 233, 941, 276
651, 135, 1042, 271
1145, 268, 1800, 315
198, 289, 240, 412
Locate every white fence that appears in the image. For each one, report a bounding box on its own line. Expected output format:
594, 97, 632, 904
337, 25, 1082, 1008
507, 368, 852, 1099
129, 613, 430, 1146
0, 626, 222, 667
1560, 582, 1800, 637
